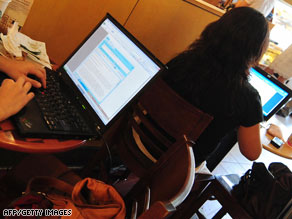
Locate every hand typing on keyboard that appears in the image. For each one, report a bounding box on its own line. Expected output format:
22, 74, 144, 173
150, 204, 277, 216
0, 56, 47, 122
0, 57, 46, 88
27, 74, 45, 93
0, 77, 34, 122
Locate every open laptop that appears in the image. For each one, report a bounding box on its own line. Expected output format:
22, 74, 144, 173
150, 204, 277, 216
249, 66, 292, 122
12, 14, 165, 139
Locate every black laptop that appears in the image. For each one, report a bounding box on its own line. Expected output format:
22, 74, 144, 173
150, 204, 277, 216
249, 66, 292, 121
12, 14, 164, 139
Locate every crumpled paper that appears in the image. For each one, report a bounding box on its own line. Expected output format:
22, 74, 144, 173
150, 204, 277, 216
0, 22, 22, 57
0, 22, 51, 69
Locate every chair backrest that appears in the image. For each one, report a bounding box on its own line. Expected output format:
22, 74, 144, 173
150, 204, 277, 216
136, 77, 213, 149
118, 77, 213, 176
125, 139, 196, 219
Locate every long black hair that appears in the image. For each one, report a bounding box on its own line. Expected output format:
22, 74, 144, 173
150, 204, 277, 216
163, 7, 269, 109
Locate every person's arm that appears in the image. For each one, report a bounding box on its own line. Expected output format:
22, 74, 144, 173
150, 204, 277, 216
235, 0, 251, 8
0, 56, 46, 88
237, 123, 262, 160
0, 77, 34, 121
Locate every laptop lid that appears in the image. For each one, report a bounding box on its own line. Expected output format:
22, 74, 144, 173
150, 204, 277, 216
56, 13, 165, 135
249, 66, 292, 121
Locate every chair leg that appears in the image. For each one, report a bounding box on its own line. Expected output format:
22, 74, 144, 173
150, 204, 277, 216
210, 179, 252, 219
171, 177, 252, 219
171, 175, 215, 219
212, 207, 227, 219
171, 181, 214, 219
196, 210, 207, 219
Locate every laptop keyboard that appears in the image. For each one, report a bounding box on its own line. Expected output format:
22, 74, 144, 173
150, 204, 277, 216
34, 73, 90, 133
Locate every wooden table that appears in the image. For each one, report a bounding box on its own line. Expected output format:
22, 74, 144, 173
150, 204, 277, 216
261, 114, 292, 159
0, 119, 86, 153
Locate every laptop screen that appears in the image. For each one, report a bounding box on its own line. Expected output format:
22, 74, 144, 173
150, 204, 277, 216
249, 67, 291, 121
62, 15, 162, 125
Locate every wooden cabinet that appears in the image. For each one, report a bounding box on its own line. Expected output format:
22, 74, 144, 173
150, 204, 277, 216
21, 0, 138, 64
21, 0, 221, 65
125, 0, 221, 63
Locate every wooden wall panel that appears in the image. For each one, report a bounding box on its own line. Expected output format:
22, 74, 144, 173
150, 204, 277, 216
21, 0, 138, 64
125, 0, 220, 64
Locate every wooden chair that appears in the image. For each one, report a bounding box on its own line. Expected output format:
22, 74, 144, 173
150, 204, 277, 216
177, 173, 292, 219
118, 77, 213, 177
124, 139, 196, 218
114, 77, 213, 217
172, 174, 252, 219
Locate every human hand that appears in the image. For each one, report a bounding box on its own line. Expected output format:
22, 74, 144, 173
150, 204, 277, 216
0, 77, 34, 121
0, 57, 46, 88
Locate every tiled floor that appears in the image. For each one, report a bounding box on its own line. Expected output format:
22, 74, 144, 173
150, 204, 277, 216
196, 142, 292, 218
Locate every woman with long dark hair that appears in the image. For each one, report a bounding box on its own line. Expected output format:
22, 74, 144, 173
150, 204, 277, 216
162, 7, 269, 167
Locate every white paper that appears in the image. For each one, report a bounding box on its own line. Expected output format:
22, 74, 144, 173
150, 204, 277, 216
0, 22, 22, 57
0, 22, 52, 69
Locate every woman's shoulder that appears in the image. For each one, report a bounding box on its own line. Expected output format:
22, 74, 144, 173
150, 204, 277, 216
237, 80, 262, 112
241, 80, 261, 97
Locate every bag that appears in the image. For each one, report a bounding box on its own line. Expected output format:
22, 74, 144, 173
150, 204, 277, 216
0, 154, 81, 213
232, 162, 292, 219
5, 176, 126, 219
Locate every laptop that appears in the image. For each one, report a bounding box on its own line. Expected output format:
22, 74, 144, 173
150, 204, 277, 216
249, 66, 292, 122
12, 14, 165, 139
